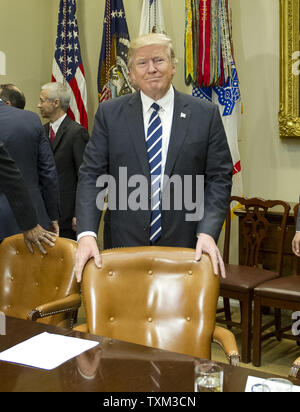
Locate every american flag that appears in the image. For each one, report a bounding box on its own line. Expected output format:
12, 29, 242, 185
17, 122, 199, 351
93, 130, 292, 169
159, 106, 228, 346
52, 0, 88, 129
98, 0, 134, 102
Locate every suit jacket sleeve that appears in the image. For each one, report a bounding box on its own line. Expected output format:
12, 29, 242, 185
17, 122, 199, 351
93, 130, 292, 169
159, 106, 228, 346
0, 143, 38, 231
196, 104, 233, 241
76, 104, 108, 235
72, 126, 89, 174
37, 127, 60, 221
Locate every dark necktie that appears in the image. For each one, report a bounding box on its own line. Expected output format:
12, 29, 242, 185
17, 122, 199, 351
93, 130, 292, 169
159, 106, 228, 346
49, 125, 55, 144
146, 103, 162, 243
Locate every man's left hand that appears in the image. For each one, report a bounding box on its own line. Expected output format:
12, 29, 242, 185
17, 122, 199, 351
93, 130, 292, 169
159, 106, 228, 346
195, 233, 226, 278
292, 232, 300, 257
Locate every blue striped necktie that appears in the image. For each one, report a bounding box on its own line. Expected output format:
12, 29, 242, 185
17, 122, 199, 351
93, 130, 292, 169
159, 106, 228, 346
147, 103, 162, 243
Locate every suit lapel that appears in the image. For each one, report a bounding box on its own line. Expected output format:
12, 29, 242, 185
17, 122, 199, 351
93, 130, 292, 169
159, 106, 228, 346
52, 116, 70, 152
124, 92, 150, 179
163, 90, 191, 185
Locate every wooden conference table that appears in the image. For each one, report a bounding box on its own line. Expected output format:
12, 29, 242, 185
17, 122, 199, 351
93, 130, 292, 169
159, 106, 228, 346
0, 317, 299, 392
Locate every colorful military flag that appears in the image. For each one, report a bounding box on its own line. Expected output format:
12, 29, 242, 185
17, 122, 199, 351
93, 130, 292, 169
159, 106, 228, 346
193, 65, 243, 202
98, 0, 134, 102
52, 0, 88, 129
186, 0, 243, 204
139, 0, 166, 35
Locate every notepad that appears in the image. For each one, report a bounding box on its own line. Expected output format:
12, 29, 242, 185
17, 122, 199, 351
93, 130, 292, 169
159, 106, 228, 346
0, 332, 99, 370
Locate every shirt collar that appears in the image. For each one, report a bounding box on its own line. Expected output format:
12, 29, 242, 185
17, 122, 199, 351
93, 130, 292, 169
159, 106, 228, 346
140, 85, 174, 113
50, 113, 67, 133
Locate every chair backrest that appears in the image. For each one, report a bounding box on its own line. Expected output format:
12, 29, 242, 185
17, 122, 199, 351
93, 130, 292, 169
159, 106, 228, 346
0, 234, 79, 325
81, 246, 220, 360
223, 196, 290, 274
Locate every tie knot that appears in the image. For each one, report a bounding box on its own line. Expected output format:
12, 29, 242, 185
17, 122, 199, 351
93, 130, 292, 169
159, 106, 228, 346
151, 103, 160, 112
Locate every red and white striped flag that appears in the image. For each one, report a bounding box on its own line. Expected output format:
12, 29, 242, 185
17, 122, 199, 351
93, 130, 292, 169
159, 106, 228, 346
52, 0, 88, 129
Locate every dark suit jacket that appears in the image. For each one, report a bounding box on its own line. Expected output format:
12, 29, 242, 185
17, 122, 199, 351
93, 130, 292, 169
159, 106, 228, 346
0, 101, 59, 240
297, 199, 300, 231
0, 143, 37, 231
76, 89, 233, 248
44, 116, 89, 234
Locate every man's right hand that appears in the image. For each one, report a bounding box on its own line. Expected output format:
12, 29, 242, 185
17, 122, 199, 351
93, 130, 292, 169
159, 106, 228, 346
75, 236, 102, 283
23, 224, 57, 255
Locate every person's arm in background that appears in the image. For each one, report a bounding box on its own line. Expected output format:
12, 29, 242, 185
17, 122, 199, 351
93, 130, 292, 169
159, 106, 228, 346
292, 198, 300, 256
0, 143, 56, 253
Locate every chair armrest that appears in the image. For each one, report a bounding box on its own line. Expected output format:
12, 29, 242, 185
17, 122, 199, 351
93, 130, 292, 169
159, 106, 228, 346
28, 293, 81, 321
289, 357, 300, 378
73, 323, 89, 333
213, 326, 240, 366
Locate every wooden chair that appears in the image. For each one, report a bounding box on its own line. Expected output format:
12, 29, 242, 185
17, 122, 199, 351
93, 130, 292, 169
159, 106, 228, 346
289, 356, 300, 379
252, 204, 300, 367
75, 246, 240, 366
218, 196, 290, 363
0, 234, 81, 328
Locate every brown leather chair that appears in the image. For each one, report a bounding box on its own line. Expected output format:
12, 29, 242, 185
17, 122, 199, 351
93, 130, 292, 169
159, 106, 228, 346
76, 246, 240, 366
218, 196, 290, 363
289, 356, 300, 378
252, 204, 300, 367
0, 234, 81, 328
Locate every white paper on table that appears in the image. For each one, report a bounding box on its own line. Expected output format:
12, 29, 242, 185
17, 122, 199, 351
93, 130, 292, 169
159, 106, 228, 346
0, 332, 99, 370
245, 376, 300, 392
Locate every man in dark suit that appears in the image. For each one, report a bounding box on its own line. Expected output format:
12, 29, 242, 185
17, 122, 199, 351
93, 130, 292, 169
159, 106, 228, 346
0, 97, 59, 241
38, 82, 89, 240
0, 142, 56, 254
0, 84, 26, 109
75, 33, 233, 282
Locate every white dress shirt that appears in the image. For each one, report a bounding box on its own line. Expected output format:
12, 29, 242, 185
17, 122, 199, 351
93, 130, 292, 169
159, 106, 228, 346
77, 87, 175, 241
49, 113, 67, 137
140, 86, 174, 180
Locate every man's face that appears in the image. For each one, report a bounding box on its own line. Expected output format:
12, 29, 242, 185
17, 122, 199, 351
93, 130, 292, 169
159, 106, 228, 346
129, 44, 176, 101
38, 89, 56, 119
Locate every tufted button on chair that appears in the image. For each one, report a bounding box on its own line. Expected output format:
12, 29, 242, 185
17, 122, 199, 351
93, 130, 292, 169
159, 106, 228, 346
0, 234, 81, 328
75, 246, 240, 366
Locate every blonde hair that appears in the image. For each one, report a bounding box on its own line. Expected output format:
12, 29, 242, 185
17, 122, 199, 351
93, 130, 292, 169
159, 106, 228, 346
128, 33, 178, 68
